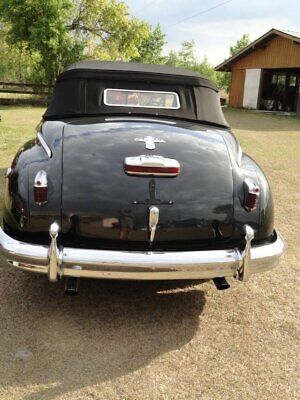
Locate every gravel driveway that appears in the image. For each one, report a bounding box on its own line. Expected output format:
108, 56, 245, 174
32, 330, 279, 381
0, 108, 299, 399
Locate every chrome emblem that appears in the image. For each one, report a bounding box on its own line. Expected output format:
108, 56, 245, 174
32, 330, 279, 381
149, 206, 159, 243
134, 136, 165, 150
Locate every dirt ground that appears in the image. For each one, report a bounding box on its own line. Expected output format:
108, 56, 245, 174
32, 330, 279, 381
0, 107, 299, 400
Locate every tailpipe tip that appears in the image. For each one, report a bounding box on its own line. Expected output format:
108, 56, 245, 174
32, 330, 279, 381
213, 277, 230, 290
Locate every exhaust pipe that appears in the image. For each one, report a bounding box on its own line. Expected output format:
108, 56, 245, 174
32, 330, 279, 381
64, 277, 79, 295
213, 277, 230, 290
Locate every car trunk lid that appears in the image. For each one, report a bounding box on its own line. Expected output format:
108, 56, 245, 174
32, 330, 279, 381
61, 119, 234, 246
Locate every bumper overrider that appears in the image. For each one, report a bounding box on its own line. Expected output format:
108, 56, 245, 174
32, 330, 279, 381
0, 223, 284, 282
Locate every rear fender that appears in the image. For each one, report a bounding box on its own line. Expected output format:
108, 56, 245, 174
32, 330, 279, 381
3, 121, 64, 234
233, 154, 274, 240
220, 129, 274, 240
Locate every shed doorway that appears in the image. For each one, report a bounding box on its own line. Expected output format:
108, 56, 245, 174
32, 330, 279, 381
259, 68, 300, 113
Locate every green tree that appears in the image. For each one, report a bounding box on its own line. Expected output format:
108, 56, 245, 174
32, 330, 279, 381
0, 0, 82, 84
216, 71, 230, 92
132, 24, 165, 64
69, 0, 151, 61
164, 41, 197, 68
0, 0, 157, 84
177, 40, 197, 68
0, 22, 39, 82
230, 33, 250, 56
164, 50, 180, 67
164, 41, 219, 87
194, 57, 218, 83
218, 34, 250, 92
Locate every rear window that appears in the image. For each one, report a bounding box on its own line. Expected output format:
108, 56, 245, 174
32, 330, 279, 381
103, 88, 180, 109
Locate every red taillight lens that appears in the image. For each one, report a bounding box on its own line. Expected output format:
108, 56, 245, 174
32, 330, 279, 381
125, 165, 180, 175
244, 190, 260, 210
34, 170, 48, 205
34, 186, 48, 204
243, 179, 260, 211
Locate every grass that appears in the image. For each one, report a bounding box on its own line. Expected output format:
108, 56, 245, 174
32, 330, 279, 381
0, 106, 299, 400
0, 105, 44, 165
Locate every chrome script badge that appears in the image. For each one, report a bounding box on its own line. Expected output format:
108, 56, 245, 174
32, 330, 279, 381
134, 136, 165, 150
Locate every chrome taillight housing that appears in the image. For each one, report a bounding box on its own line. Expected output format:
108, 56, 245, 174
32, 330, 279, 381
243, 178, 260, 211
34, 170, 48, 205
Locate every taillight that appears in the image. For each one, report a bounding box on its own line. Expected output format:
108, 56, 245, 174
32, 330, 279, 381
243, 178, 260, 211
34, 170, 48, 205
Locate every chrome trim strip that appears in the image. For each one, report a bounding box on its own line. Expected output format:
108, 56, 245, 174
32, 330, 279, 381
103, 88, 180, 110
105, 117, 176, 125
237, 145, 243, 166
37, 132, 52, 158
125, 171, 179, 177
0, 225, 284, 282
4, 167, 13, 179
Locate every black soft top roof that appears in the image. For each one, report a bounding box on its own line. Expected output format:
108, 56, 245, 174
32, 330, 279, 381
45, 61, 228, 127
59, 61, 217, 90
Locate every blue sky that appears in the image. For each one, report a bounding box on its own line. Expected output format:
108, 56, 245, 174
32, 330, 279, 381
125, 0, 300, 65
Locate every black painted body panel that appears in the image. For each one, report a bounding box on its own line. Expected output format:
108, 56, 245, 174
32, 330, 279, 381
3, 117, 274, 249
61, 120, 233, 243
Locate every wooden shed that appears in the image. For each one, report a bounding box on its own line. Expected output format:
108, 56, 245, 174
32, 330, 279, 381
216, 29, 300, 114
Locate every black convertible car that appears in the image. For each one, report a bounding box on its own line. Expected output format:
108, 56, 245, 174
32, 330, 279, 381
0, 61, 284, 293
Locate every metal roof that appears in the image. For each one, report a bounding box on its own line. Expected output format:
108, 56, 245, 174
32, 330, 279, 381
215, 28, 300, 71
280, 29, 300, 39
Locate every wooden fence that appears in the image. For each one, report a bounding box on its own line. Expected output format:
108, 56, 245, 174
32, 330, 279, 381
0, 82, 53, 96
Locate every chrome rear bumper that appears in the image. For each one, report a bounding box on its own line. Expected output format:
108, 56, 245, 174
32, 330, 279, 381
0, 224, 284, 282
